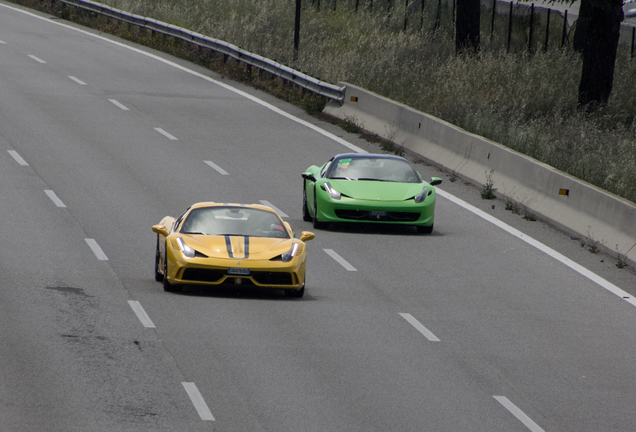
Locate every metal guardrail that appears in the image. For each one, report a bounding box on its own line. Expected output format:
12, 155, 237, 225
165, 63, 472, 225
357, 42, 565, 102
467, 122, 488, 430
57, 0, 346, 103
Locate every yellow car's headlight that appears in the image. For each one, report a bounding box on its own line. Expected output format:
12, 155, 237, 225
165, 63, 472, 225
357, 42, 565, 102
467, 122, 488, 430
281, 243, 299, 262
177, 237, 196, 259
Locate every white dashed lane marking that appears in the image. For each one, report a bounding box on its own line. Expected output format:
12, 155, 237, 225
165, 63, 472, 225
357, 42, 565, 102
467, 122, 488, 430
493, 396, 545, 432
85, 238, 108, 261
44, 190, 66, 208
204, 160, 229, 175
109, 99, 130, 111
182, 382, 215, 421
7, 150, 28, 166
399, 313, 440, 342
127, 301, 156, 328
323, 249, 357, 271
28, 54, 46, 63
154, 127, 178, 140
68, 76, 86, 85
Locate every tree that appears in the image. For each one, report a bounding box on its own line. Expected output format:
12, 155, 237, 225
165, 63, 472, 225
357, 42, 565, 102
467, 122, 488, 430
577, 0, 624, 109
455, 0, 481, 54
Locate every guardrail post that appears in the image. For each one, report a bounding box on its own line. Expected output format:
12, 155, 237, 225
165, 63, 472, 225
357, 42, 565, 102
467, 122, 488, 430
434, 0, 441, 30
632, 27, 635, 59
404, 0, 408, 31
420, 0, 425, 32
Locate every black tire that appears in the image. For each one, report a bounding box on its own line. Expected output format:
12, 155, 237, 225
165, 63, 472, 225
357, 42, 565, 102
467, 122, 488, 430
154, 236, 163, 282
416, 224, 434, 234
302, 184, 312, 222
163, 250, 181, 292
312, 189, 327, 229
285, 284, 305, 298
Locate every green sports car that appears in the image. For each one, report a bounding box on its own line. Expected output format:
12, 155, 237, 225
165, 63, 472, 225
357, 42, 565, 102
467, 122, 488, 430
302, 153, 442, 233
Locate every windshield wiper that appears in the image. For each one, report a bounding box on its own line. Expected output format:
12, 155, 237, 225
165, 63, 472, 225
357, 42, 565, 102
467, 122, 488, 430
329, 176, 351, 180
181, 231, 206, 235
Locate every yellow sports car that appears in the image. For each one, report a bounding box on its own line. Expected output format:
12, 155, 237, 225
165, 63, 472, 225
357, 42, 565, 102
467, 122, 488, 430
152, 202, 314, 297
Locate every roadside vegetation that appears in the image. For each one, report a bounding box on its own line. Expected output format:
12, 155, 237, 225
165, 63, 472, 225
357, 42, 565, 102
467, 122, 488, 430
9, 0, 636, 204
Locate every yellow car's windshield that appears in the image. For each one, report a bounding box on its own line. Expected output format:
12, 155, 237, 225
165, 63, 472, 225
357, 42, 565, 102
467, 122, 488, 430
180, 207, 289, 238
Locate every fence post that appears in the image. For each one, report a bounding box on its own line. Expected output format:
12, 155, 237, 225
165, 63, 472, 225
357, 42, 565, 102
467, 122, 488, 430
490, 0, 496, 41
404, 0, 409, 31
561, 10, 567, 47
420, 0, 425, 31
528, 3, 534, 54
294, 0, 301, 60
434, 0, 441, 30
544, 8, 550, 51
333, 0, 337, 12
355, 0, 359, 12
507, 1, 513, 52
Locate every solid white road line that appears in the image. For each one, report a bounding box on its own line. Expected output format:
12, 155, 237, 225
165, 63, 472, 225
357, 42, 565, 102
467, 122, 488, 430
109, 99, 130, 110
44, 190, 66, 208
259, 200, 288, 218
204, 160, 229, 175
28, 54, 46, 63
399, 313, 440, 341
85, 238, 108, 261
68, 76, 87, 85
436, 188, 636, 308
7, 150, 29, 166
154, 127, 178, 140
127, 301, 156, 328
323, 249, 357, 271
493, 396, 545, 432
182, 382, 215, 421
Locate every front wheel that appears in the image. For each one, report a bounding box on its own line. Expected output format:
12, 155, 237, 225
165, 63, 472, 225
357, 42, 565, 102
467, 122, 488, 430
154, 236, 163, 282
416, 224, 434, 234
163, 251, 182, 293
302, 184, 312, 222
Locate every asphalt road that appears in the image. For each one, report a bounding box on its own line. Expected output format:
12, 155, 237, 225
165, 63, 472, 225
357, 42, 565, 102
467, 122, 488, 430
2, 2, 636, 431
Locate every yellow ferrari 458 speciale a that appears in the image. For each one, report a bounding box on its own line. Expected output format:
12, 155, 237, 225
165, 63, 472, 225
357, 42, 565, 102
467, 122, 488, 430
152, 202, 315, 297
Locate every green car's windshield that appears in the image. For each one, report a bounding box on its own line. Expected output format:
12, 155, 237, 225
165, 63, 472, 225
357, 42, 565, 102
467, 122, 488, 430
325, 156, 420, 183
180, 207, 289, 238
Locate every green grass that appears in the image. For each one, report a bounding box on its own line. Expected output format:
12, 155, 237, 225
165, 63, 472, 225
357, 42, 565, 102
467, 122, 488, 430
10, 0, 636, 204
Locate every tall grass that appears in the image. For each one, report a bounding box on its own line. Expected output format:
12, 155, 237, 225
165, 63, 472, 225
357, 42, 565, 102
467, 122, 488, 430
11, 0, 636, 203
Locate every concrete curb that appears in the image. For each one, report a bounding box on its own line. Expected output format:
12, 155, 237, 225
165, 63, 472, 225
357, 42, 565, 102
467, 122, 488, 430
324, 83, 636, 267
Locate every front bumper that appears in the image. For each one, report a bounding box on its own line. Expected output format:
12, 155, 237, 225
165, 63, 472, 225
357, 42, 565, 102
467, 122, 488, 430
317, 195, 435, 226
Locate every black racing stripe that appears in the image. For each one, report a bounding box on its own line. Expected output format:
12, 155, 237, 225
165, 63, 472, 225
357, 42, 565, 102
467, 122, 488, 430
225, 236, 234, 258
243, 236, 249, 259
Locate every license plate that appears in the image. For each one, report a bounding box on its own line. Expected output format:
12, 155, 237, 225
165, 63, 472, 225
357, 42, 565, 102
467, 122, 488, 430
228, 267, 250, 275
370, 211, 387, 216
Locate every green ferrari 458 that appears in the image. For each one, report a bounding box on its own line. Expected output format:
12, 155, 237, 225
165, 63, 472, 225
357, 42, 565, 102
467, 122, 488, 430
302, 153, 442, 234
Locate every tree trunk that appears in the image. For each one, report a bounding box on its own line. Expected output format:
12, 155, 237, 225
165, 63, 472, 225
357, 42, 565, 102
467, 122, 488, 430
456, 0, 480, 54
578, 0, 624, 109
572, 0, 590, 52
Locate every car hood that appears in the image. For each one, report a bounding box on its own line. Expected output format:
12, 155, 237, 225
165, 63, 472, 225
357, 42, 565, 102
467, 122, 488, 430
328, 180, 425, 201
179, 234, 294, 260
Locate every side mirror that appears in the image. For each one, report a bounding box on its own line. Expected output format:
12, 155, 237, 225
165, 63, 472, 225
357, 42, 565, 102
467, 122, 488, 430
302, 173, 317, 182
429, 177, 442, 186
152, 225, 169, 237
300, 231, 315, 242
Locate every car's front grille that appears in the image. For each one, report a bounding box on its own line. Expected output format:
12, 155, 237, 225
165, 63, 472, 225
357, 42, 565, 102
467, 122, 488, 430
182, 268, 225, 282
335, 209, 420, 222
251, 272, 293, 285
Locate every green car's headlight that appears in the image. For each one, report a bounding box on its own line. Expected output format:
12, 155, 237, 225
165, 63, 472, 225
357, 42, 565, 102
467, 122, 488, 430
281, 243, 299, 262
324, 182, 341, 200
177, 237, 196, 258
414, 186, 429, 203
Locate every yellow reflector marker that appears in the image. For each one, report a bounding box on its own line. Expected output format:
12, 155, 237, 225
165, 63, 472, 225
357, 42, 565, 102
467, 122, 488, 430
559, 189, 569, 196
351, 96, 358, 102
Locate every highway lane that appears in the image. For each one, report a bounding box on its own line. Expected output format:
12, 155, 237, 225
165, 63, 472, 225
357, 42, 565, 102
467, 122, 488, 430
2, 2, 636, 431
